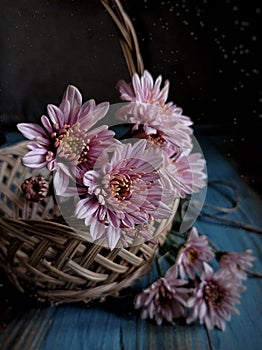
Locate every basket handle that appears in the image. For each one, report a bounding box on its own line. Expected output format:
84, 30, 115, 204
100, 0, 144, 77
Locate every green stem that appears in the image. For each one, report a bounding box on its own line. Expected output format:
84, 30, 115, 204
165, 237, 181, 247
244, 269, 262, 278
169, 230, 187, 239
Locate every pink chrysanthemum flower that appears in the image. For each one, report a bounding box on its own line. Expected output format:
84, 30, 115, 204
117, 70, 193, 156
187, 263, 244, 331
167, 227, 214, 280
75, 140, 173, 249
217, 250, 255, 281
117, 70, 192, 124
160, 152, 207, 198
135, 274, 189, 325
117, 103, 193, 157
17, 85, 115, 194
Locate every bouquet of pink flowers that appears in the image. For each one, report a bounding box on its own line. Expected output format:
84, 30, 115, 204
16, 70, 255, 331
17, 70, 206, 250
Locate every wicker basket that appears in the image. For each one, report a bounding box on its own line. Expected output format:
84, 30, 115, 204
0, 1, 180, 304
0, 142, 179, 303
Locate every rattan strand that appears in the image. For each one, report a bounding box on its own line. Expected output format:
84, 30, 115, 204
100, 0, 144, 76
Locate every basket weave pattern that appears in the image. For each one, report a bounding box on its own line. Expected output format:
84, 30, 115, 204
0, 142, 179, 303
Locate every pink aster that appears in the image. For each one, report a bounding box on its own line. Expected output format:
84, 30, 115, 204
135, 275, 189, 325
187, 262, 244, 331
217, 249, 255, 281
74, 139, 173, 249
117, 70, 193, 121
17, 85, 115, 194
168, 227, 214, 280
160, 152, 207, 198
117, 70, 194, 156
117, 102, 193, 157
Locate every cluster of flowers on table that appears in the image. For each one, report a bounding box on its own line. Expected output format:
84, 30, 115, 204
135, 226, 255, 331
17, 70, 206, 249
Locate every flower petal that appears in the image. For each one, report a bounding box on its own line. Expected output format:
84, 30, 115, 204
41, 115, 53, 133
53, 168, 69, 195
116, 80, 135, 101
79, 101, 109, 130
22, 149, 48, 168
47, 104, 65, 127
17, 123, 47, 140
106, 226, 121, 250
90, 220, 105, 241
60, 85, 82, 124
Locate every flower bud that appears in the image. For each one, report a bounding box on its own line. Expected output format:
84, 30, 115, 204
21, 176, 49, 202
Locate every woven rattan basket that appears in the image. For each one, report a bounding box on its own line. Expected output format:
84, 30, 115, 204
0, 1, 180, 304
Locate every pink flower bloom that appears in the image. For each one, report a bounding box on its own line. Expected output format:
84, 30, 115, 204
117, 102, 193, 157
217, 250, 255, 281
117, 70, 191, 121
17, 85, 115, 194
168, 227, 214, 280
74, 140, 173, 249
135, 275, 189, 325
160, 152, 207, 198
117, 70, 194, 156
187, 263, 244, 331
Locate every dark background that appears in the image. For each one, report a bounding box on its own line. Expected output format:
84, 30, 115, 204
0, 0, 261, 194
126, 0, 262, 131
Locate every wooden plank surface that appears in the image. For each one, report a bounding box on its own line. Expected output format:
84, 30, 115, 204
0, 134, 261, 350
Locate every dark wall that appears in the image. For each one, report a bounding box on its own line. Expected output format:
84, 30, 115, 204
0, 0, 129, 129
123, 0, 262, 132
0, 0, 261, 133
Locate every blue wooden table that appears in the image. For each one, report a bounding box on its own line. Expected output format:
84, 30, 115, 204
0, 133, 261, 350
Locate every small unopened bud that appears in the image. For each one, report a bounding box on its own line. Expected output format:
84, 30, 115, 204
21, 176, 49, 202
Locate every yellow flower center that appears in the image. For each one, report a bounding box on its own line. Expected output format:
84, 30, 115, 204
204, 281, 227, 305
187, 248, 199, 263
55, 123, 89, 164
147, 133, 166, 147
110, 173, 132, 200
